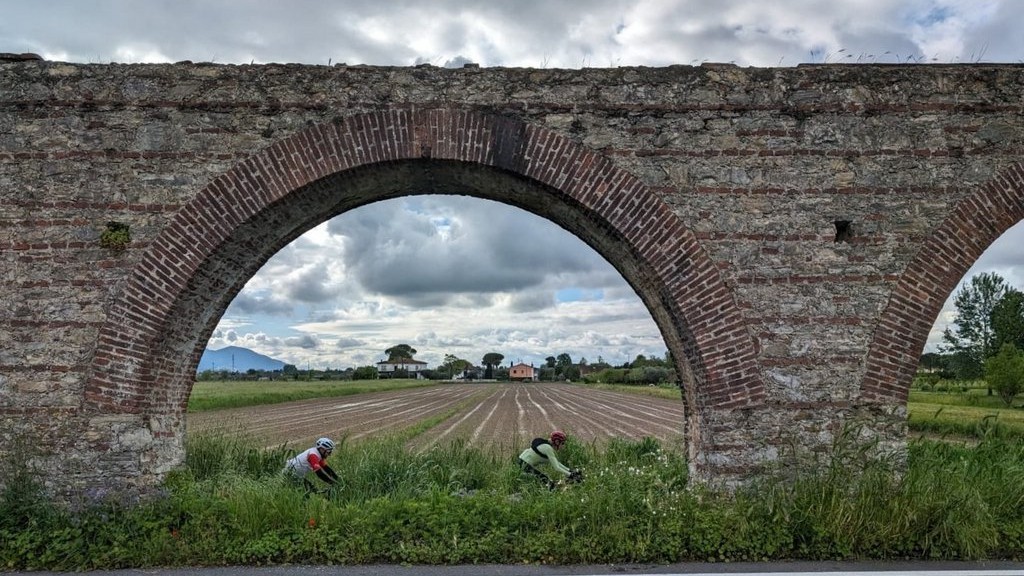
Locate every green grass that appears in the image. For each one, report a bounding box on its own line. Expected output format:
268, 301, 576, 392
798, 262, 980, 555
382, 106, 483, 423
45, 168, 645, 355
908, 402, 1024, 439
909, 387, 1024, 409
3, 433, 1024, 569
598, 380, 1024, 441
907, 386, 1024, 440
187, 379, 436, 412
574, 381, 683, 401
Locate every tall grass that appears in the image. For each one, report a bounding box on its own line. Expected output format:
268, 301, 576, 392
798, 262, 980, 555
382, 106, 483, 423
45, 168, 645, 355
3, 434, 1024, 569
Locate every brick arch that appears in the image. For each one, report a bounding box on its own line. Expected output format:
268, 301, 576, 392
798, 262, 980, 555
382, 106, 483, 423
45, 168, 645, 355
83, 109, 764, 419
862, 162, 1024, 403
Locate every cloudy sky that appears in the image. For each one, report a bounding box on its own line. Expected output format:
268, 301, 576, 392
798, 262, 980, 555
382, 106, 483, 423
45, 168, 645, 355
6, 1, 1024, 369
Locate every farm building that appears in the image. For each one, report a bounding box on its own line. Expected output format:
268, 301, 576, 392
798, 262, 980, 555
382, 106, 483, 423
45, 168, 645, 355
376, 357, 428, 378
509, 362, 538, 382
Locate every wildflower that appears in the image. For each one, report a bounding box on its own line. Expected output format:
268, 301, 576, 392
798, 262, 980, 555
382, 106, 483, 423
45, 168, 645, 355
308, 517, 317, 528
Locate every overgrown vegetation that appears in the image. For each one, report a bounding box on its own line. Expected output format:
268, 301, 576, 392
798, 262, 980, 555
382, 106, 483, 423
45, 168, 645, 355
99, 221, 131, 250
3, 433, 1024, 569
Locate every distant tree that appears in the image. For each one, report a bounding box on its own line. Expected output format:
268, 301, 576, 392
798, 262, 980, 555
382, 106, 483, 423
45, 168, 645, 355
946, 350, 983, 381
992, 288, 1024, 352
984, 343, 1024, 407
642, 367, 671, 384
555, 353, 573, 375
545, 356, 556, 369
442, 352, 458, 379
282, 364, 299, 378
919, 352, 946, 371
385, 344, 417, 360
630, 354, 649, 368
352, 365, 378, 380
942, 272, 1010, 381
482, 352, 504, 379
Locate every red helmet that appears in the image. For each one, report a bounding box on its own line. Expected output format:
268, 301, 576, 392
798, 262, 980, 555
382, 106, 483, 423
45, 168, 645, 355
550, 430, 567, 446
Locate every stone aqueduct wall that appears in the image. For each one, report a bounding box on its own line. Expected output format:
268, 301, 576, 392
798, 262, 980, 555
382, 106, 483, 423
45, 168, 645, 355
2, 59, 1023, 496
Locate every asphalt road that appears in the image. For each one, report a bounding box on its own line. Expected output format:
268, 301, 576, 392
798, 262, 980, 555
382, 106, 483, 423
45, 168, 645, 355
4, 561, 1024, 576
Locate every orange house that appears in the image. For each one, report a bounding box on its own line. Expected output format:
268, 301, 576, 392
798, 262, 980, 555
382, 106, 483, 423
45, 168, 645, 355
508, 362, 537, 382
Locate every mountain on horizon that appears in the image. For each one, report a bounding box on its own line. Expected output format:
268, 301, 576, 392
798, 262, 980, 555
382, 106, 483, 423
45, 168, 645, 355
197, 345, 286, 372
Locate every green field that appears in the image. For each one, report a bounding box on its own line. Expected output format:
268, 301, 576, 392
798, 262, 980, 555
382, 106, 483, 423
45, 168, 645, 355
187, 378, 435, 412
574, 381, 683, 400
908, 388, 1024, 439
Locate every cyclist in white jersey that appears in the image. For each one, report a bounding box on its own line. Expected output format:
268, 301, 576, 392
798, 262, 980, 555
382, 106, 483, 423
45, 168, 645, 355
284, 437, 340, 491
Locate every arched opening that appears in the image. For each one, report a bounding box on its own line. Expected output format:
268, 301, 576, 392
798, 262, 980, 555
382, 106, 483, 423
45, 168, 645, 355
187, 194, 687, 453
200, 194, 675, 375
82, 110, 765, 489
910, 219, 1024, 437
863, 162, 1024, 404
925, 220, 1024, 357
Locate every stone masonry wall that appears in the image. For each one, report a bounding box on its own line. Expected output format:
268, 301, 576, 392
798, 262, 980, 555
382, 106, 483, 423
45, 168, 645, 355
2, 59, 1023, 495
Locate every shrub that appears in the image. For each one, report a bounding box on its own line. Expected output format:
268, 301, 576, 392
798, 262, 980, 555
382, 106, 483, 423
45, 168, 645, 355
985, 344, 1024, 407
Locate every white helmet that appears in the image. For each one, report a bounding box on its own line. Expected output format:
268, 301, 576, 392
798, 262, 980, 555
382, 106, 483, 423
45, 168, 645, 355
315, 437, 335, 451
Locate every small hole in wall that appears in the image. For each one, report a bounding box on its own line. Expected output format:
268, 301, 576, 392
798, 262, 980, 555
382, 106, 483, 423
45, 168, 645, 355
834, 220, 852, 243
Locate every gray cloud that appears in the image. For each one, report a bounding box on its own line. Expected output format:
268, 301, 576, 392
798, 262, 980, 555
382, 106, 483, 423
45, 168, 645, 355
12, 0, 1021, 70
284, 262, 337, 304
227, 293, 295, 317
326, 196, 607, 307
284, 334, 321, 349
509, 291, 555, 313
334, 337, 366, 349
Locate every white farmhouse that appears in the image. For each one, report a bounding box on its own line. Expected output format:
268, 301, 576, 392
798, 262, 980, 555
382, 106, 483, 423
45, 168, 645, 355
376, 357, 428, 378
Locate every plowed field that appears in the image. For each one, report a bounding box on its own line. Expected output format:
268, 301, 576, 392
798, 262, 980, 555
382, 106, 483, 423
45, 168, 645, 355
187, 382, 686, 454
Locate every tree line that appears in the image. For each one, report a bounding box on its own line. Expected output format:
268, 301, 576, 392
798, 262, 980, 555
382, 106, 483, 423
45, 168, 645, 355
922, 271, 1024, 406
377, 344, 677, 384
198, 343, 678, 386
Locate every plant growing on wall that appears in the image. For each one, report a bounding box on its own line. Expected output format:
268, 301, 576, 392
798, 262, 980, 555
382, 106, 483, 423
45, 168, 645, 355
99, 221, 131, 250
